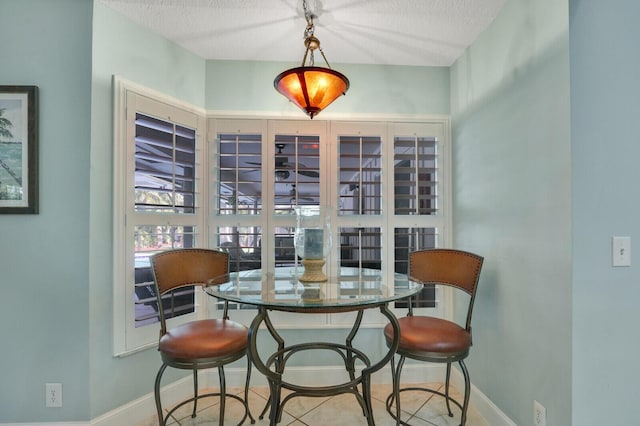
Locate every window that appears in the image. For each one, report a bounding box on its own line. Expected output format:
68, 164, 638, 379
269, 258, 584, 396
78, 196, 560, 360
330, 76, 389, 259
333, 122, 448, 318
338, 135, 382, 215
113, 79, 451, 354
393, 133, 440, 308
209, 119, 450, 326
113, 78, 205, 355
132, 113, 198, 327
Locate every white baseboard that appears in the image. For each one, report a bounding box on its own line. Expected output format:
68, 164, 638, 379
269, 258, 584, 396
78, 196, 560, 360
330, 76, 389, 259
3, 364, 515, 426
0, 423, 90, 426
449, 368, 517, 426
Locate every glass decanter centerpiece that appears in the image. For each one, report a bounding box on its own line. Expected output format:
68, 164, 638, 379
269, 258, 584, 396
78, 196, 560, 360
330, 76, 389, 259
294, 206, 332, 282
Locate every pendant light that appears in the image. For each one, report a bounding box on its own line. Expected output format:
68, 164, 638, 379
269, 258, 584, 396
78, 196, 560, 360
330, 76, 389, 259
274, 0, 349, 119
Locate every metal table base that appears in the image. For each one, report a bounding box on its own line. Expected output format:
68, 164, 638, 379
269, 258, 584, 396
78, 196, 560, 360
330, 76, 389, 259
249, 304, 401, 426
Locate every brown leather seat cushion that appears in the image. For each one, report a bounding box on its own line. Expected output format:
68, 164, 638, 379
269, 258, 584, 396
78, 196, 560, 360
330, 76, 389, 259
159, 319, 248, 360
384, 316, 471, 354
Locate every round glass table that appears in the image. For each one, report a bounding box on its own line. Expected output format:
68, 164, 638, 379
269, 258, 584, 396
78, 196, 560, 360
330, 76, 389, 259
205, 266, 423, 426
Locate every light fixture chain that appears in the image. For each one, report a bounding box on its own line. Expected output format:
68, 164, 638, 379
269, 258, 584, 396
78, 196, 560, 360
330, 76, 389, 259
302, 0, 312, 21
303, 0, 315, 38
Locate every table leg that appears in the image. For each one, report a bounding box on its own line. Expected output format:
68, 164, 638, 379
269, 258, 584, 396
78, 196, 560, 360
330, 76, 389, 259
360, 303, 401, 426
345, 310, 365, 382
262, 309, 286, 373
249, 307, 282, 425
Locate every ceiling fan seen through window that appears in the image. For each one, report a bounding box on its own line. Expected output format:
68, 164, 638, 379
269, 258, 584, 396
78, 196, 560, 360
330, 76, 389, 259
246, 143, 319, 181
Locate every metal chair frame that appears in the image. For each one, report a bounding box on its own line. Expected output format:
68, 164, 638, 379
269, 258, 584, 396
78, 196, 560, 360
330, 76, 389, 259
150, 248, 255, 426
385, 248, 483, 426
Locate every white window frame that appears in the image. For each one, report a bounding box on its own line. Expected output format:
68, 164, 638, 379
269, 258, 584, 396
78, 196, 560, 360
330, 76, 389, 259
112, 77, 207, 356
112, 77, 452, 355
331, 120, 452, 326
207, 117, 452, 329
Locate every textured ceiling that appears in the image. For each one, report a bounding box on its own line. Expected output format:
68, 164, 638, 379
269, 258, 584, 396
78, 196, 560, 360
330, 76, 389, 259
100, 0, 507, 67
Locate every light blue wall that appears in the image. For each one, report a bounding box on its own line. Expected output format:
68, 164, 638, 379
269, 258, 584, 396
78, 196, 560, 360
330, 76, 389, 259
450, 1, 572, 425
205, 60, 450, 115
89, 1, 206, 418
14, 0, 626, 423
569, 1, 640, 424
0, 0, 93, 422
92, 2, 206, 107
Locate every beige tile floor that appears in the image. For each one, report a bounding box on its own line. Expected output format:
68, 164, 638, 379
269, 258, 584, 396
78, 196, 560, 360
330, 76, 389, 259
137, 383, 488, 426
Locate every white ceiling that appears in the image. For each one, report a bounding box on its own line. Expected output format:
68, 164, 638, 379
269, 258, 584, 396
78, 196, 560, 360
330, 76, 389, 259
100, 0, 507, 67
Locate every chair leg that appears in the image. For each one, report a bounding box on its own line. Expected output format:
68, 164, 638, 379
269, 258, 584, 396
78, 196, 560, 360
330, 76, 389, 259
154, 363, 168, 426
216, 365, 226, 426
444, 362, 454, 417
191, 368, 199, 418
388, 355, 396, 407
459, 359, 471, 426
393, 355, 406, 426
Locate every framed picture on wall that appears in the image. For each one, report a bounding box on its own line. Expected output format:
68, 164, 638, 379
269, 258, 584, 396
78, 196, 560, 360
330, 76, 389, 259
0, 85, 38, 214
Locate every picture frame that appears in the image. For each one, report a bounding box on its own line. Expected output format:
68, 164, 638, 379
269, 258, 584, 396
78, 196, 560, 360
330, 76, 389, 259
0, 85, 38, 214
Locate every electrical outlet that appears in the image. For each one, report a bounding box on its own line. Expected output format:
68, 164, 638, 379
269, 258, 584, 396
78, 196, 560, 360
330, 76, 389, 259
534, 400, 546, 426
45, 383, 62, 408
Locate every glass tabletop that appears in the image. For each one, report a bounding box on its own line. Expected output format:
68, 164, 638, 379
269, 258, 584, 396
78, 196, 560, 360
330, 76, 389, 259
204, 266, 423, 311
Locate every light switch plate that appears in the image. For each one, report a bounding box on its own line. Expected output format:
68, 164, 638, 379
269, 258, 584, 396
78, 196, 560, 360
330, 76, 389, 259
612, 236, 631, 267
